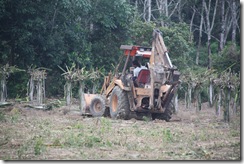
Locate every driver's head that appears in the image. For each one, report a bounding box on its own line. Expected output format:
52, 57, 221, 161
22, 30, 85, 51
132, 60, 141, 67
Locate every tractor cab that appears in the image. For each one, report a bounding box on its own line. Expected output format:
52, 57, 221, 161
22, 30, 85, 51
120, 45, 152, 88
121, 45, 152, 58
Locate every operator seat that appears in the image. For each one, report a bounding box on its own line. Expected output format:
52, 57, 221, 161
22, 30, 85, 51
136, 69, 150, 87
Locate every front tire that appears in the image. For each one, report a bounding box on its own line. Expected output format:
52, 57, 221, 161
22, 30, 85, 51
89, 95, 106, 117
109, 86, 130, 120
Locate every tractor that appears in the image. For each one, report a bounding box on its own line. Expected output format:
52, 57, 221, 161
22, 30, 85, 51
82, 29, 180, 121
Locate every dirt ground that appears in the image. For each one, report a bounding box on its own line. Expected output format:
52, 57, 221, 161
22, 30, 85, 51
0, 99, 241, 160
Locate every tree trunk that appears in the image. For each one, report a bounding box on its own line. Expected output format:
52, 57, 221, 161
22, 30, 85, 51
143, 0, 147, 21
187, 83, 192, 109
194, 86, 201, 111
219, 0, 225, 52
168, 0, 180, 19
224, 87, 231, 122
79, 82, 86, 114
37, 79, 43, 105
207, 37, 212, 69
165, 0, 168, 17
156, 0, 164, 26
231, 0, 237, 44
147, 0, 151, 22
198, 91, 201, 111
135, 0, 138, 12
189, 7, 196, 42
184, 92, 187, 110
177, 0, 184, 22
0, 76, 7, 102
233, 89, 240, 115
43, 78, 46, 104
29, 76, 34, 102
209, 80, 213, 107
196, 0, 204, 65
65, 81, 72, 106
216, 87, 222, 116
203, 0, 218, 69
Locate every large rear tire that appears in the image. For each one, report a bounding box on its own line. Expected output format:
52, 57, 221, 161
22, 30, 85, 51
164, 101, 174, 121
89, 95, 106, 117
152, 101, 174, 122
109, 86, 130, 120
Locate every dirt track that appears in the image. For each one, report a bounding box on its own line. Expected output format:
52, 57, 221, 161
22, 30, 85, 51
0, 99, 241, 160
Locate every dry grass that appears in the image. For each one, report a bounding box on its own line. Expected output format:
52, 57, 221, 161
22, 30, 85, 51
0, 100, 241, 160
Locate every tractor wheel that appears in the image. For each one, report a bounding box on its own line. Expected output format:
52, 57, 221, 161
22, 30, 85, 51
160, 90, 175, 122
89, 96, 106, 117
109, 86, 130, 120
151, 102, 174, 122
163, 101, 174, 122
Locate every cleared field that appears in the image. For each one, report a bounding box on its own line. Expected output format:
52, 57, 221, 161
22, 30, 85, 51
0, 100, 240, 160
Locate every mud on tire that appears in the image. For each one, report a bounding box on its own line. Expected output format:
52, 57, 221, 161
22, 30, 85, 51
109, 86, 130, 120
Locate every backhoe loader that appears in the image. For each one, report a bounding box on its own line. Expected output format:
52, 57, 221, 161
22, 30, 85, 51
83, 29, 180, 121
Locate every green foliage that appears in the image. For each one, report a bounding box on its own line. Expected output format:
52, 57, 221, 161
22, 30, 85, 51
17, 142, 29, 159
0, 111, 5, 122
34, 137, 44, 155
52, 138, 62, 147
0, 0, 240, 100
83, 135, 101, 148
63, 131, 84, 147
212, 42, 240, 74
100, 117, 112, 135
0, 64, 24, 79
45, 71, 65, 97
159, 23, 194, 70
129, 20, 156, 46
196, 46, 209, 67
210, 42, 219, 55
179, 66, 217, 101
10, 108, 21, 123
162, 128, 173, 142
89, 0, 133, 72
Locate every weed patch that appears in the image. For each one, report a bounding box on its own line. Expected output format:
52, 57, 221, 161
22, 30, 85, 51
10, 108, 20, 123
0, 111, 5, 122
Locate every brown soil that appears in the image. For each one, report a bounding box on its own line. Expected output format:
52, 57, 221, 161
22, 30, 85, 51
0, 99, 241, 160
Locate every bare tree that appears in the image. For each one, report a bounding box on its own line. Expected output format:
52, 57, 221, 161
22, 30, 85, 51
154, 0, 182, 26
147, 0, 151, 22
203, 0, 218, 69
59, 64, 77, 106
196, 1, 204, 65
203, 0, 218, 107
231, 0, 238, 45
143, 0, 147, 21
189, 7, 196, 42
156, 0, 165, 26
219, 0, 226, 52
219, 0, 239, 53
177, 0, 186, 22
142, 0, 152, 22
0, 64, 23, 104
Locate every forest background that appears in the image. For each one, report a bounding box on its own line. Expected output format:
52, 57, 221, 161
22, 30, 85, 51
0, 0, 241, 114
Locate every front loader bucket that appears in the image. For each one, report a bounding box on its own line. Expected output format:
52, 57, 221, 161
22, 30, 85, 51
84, 93, 106, 117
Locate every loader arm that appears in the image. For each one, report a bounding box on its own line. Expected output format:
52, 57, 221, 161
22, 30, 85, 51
148, 29, 177, 110
150, 29, 173, 68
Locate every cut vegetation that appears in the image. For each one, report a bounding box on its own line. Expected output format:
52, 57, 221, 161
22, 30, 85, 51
0, 100, 240, 160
